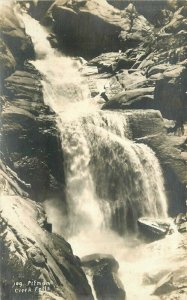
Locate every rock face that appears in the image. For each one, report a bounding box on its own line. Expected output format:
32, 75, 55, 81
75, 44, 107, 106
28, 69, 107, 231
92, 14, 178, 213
119, 3, 153, 50
0, 1, 34, 88
82, 254, 126, 300
48, 0, 153, 57
1, 64, 65, 201
154, 65, 187, 125
0, 167, 93, 300
0, 39, 16, 83
99, 2, 187, 120
0, 2, 34, 66
107, 0, 169, 24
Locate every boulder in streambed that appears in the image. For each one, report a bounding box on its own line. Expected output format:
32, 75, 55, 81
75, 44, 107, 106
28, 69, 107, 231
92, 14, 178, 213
138, 217, 171, 241
82, 254, 126, 300
102, 87, 155, 110
153, 272, 177, 296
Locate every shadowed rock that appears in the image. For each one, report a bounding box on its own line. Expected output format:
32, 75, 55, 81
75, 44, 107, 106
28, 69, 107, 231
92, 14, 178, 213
82, 254, 126, 300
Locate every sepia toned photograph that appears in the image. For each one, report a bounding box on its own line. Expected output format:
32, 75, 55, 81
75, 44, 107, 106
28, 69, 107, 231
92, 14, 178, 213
0, 0, 187, 299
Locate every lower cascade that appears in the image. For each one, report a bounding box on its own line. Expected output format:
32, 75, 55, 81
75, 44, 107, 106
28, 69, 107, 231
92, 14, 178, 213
22, 13, 177, 300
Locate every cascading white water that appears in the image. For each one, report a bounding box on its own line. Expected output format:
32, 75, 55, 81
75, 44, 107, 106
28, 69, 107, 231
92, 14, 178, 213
22, 13, 174, 300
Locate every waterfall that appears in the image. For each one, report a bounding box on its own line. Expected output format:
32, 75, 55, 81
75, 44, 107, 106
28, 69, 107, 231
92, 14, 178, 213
22, 14, 168, 235
22, 13, 171, 300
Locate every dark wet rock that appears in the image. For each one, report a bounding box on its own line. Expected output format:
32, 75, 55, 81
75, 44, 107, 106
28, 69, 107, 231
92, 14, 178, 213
154, 65, 187, 125
82, 254, 126, 300
26, 0, 55, 22
49, 0, 153, 57
153, 272, 177, 295
138, 217, 170, 241
82, 254, 119, 272
50, 0, 124, 57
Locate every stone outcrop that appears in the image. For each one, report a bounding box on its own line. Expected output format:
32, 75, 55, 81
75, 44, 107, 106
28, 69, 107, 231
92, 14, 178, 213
0, 167, 93, 300
119, 3, 153, 50
1, 63, 65, 202
103, 86, 155, 110
47, 0, 153, 57
82, 254, 126, 300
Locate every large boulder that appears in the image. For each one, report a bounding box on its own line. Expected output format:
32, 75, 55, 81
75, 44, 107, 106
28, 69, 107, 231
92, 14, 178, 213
49, 0, 124, 57
82, 254, 126, 300
138, 217, 171, 241
48, 0, 153, 57
102, 86, 155, 110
